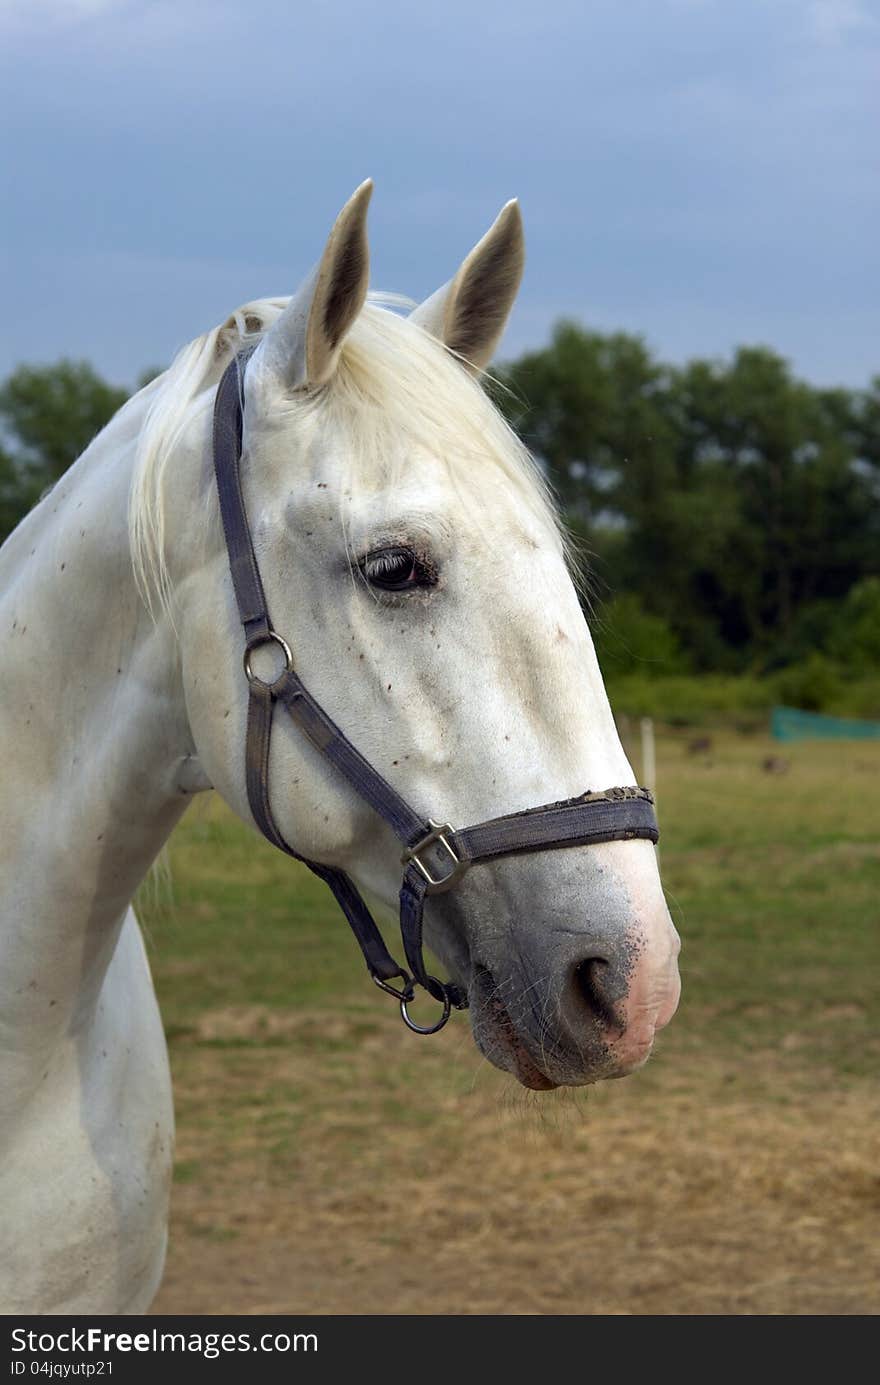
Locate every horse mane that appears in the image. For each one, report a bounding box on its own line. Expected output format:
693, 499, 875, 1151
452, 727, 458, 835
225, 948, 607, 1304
128, 297, 285, 614
128, 294, 570, 616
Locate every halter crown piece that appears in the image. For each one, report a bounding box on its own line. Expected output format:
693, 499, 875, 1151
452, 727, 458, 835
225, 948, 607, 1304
212, 351, 659, 1035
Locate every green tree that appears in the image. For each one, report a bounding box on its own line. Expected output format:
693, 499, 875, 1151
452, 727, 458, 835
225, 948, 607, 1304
827, 578, 880, 671
496, 322, 675, 522
592, 593, 687, 676
666, 349, 877, 656
0, 360, 128, 541
495, 328, 878, 673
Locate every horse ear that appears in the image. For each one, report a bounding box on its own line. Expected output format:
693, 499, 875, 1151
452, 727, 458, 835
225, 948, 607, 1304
256, 180, 373, 391
410, 200, 524, 373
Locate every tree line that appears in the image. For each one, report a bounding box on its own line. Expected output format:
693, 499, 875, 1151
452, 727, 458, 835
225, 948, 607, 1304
2, 329, 878, 680
494, 324, 880, 680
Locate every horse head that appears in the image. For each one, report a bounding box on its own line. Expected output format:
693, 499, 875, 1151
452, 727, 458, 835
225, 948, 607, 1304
155, 182, 680, 1088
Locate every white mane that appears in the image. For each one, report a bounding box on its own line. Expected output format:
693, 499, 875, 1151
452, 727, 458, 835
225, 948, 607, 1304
128, 295, 567, 615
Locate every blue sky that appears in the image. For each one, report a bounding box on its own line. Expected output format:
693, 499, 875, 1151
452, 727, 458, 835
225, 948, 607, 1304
2, 0, 878, 387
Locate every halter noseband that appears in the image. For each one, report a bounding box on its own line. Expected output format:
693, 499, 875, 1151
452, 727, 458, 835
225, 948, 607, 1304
212, 351, 659, 1035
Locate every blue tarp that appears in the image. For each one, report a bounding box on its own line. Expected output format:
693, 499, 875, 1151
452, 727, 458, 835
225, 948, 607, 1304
771, 705, 880, 742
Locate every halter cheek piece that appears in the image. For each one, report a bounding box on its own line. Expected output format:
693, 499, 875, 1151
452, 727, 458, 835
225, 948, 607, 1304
212, 351, 659, 1036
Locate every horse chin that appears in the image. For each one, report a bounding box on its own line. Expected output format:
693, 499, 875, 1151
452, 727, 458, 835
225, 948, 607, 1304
477, 1026, 559, 1091
507, 1047, 559, 1092
469, 971, 559, 1091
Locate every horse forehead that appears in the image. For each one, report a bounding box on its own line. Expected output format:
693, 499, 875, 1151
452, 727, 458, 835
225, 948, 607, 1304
256, 439, 543, 549
246, 400, 560, 559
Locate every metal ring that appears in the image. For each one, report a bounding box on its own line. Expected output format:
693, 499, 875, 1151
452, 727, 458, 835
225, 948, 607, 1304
243, 631, 293, 687
399, 976, 453, 1035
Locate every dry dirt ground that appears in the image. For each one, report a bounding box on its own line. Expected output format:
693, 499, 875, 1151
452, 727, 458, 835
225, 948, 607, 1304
150, 1006, 880, 1316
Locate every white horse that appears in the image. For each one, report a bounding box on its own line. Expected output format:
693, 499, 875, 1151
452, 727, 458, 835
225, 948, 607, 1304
0, 182, 680, 1314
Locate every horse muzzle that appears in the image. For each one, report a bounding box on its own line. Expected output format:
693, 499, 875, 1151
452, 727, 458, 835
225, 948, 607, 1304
467, 921, 681, 1089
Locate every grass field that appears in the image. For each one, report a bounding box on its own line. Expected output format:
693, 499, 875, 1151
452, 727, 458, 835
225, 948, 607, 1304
143, 728, 880, 1315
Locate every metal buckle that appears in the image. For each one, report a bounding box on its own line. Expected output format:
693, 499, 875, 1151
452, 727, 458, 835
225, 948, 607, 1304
372, 973, 414, 1003
401, 821, 469, 894
243, 630, 293, 688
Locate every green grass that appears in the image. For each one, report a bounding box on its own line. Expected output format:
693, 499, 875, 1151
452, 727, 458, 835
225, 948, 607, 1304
605, 670, 880, 725
142, 728, 880, 1316
141, 729, 880, 1091
642, 731, 880, 1080
143, 809, 373, 1024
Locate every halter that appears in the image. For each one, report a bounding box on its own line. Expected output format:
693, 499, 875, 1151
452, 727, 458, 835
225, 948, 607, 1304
212, 351, 659, 1035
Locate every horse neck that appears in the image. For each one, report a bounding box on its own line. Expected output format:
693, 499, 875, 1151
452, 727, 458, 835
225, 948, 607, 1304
0, 390, 198, 1051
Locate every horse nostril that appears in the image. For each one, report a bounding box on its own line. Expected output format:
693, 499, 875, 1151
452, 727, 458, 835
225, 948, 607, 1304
572, 957, 622, 1032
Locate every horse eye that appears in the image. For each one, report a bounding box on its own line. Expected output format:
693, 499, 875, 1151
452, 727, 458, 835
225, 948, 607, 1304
360, 546, 433, 593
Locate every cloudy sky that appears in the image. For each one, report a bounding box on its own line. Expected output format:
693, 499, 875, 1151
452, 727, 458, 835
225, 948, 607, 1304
2, 0, 878, 386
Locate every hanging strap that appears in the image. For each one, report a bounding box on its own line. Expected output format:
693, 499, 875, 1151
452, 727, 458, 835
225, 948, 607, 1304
213, 350, 411, 991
